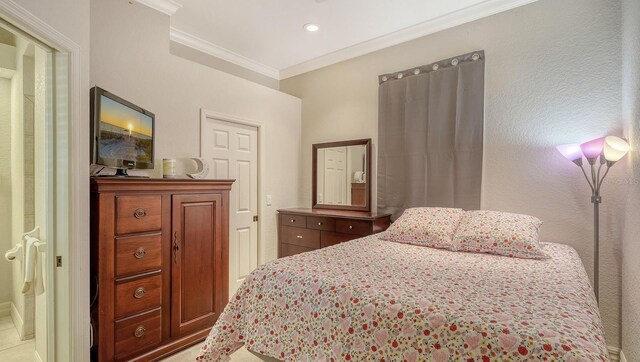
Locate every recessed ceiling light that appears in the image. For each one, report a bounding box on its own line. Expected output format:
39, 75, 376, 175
303, 23, 319, 32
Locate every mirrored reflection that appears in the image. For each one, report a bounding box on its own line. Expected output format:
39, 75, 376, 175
316, 144, 367, 207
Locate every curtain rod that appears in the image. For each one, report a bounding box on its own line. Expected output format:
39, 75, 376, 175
0, 15, 54, 53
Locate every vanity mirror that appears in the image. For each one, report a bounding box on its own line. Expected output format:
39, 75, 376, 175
312, 139, 371, 211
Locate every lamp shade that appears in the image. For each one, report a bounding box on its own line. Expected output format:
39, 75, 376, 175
603, 136, 630, 162
556, 144, 583, 161
580, 137, 606, 159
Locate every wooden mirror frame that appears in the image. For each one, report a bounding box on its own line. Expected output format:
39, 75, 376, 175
312, 138, 372, 212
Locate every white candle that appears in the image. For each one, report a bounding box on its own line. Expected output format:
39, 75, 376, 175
163, 159, 176, 178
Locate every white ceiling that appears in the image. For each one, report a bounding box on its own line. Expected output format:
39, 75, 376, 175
144, 0, 538, 79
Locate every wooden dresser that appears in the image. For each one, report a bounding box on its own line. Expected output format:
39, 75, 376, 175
277, 208, 391, 258
90, 178, 233, 361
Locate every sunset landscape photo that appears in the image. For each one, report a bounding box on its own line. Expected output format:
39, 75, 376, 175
98, 95, 153, 164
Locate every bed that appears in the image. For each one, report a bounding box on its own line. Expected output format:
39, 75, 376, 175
196, 235, 608, 361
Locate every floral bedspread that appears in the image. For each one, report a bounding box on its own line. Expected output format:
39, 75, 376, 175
197, 236, 608, 361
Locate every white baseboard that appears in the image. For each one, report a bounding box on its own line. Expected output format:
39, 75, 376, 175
0, 301, 10, 317
11, 302, 23, 335
10, 302, 34, 341
609, 346, 621, 362
620, 350, 627, 362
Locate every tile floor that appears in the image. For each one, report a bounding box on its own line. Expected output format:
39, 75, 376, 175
0, 316, 36, 362
0, 315, 275, 362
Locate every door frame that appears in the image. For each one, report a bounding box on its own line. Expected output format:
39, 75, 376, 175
0, 2, 88, 362
200, 109, 265, 266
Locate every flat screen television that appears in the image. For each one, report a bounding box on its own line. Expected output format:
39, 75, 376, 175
90, 86, 155, 176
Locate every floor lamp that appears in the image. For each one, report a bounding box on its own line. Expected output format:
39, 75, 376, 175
556, 136, 630, 303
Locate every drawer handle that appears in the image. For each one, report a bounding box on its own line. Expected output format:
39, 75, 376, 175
133, 247, 146, 259
134, 326, 146, 338
290, 219, 296, 223
133, 208, 147, 219
133, 287, 146, 299
317, 222, 323, 226
349, 225, 354, 229
296, 235, 303, 239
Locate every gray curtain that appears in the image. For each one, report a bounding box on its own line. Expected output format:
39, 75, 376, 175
377, 51, 484, 220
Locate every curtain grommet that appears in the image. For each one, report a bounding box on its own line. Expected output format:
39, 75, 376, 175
413, 69, 420, 75
397, 73, 403, 79
432, 64, 439, 71
472, 53, 480, 61
451, 58, 459, 66
381, 76, 388, 82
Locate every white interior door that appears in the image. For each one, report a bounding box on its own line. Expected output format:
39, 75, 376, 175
323, 147, 347, 205
0, 22, 60, 362
201, 118, 258, 298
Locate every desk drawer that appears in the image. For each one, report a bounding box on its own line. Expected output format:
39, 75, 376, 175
280, 243, 316, 258
115, 308, 162, 360
336, 219, 373, 235
307, 216, 335, 231
321, 231, 356, 248
115, 274, 162, 318
280, 226, 320, 249
116, 195, 162, 235
115, 234, 162, 278
280, 214, 306, 228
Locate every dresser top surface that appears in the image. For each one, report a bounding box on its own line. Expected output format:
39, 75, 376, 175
91, 177, 235, 192
278, 208, 391, 220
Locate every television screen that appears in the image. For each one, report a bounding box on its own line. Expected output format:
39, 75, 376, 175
91, 87, 154, 170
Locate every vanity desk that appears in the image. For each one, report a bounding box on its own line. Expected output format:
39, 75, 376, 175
278, 138, 391, 258
277, 208, 391, 258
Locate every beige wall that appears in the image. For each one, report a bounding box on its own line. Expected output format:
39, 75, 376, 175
0, 77, 11, 305
169, 42, 280, 90
621, 0, 640, 359
90, 0, 302, 263
281, 0, 625, 349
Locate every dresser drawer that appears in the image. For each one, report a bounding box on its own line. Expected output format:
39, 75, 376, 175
280, 226, 320, 249
115, 274, 162, 318
116, 195, 162, 235
115, 308, 162, 361
336, 219, 373, 235
280, 243, 316, 258
321, 231, 356, 248
307, 216, 335, 231
280, 213, 306, 228
115, 234, 162, 278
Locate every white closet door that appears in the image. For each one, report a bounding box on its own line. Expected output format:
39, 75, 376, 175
201, 118, 258, 298
323, 147, 347, 205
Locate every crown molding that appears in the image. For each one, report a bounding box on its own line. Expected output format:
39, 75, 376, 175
136, 0, 182, 16
169, 27, 280, 79
280, 0, 538, 79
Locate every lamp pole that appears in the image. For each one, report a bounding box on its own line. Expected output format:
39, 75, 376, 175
557, 136, 630, 305
592, 192, 600, 303
579, 157, 612, 304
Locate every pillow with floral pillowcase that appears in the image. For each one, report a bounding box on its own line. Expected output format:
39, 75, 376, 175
452, 210, 549, 259
381, 207, 465, 250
